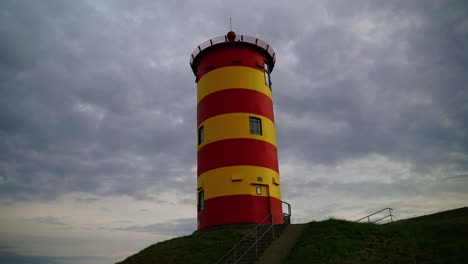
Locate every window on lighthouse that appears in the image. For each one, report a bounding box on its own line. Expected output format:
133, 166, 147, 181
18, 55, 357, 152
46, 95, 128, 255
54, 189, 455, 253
256, 187, 262, 195
198, 126, 204, 145
198, 190, 204, 211
264, 62, 271, 88
249, 117, 262, 135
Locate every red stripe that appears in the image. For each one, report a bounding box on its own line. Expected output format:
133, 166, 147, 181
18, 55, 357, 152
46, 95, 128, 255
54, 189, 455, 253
198, 139, 279, 176
198, 89, 274, 125
196, 46, 266, 80
198, 195, 283, 230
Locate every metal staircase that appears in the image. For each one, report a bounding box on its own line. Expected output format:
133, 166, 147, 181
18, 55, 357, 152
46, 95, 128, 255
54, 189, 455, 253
215, 201, 291, 264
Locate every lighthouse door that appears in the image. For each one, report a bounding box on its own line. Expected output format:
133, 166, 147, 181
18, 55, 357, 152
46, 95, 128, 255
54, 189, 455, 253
251, 184, 271, 223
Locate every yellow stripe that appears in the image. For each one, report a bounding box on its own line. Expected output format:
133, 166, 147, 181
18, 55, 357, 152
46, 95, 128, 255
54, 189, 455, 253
197, 166, 281, 200
197, 66, 272, 103
197, 113, 276, 151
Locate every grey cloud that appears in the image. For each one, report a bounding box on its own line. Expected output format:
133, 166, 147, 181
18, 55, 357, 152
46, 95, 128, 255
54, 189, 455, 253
0, 245, 14, 250
27, 216, 68, 227
0, 0, 200, 201
284, 178, 468, 200
0, 246, 105, 264
0, 250, 105, 264
0, 250, 61, 264
0, 0, 466, 219
272, 0, 468, 176
114, 217, 196, 236
446, 174, 468, 181
1, 0, 468, 262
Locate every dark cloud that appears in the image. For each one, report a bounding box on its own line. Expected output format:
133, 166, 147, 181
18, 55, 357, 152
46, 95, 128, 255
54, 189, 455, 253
113, 218, 196, 236
27, 216, 68, 227
283, 178, 468, 200
272, 0, 468, 175
0, 0, 466, 221
0, 0, 199, 201
446, 174, 468, 181
0, 250, 61, 264
1, 0, 468, 263
0, 247, 105, 264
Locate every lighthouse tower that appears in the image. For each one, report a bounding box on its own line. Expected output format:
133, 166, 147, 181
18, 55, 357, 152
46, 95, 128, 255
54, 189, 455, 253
190, 31, 282, 230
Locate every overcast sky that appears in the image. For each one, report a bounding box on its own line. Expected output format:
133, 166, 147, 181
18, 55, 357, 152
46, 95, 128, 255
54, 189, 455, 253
1, 0, 467, 263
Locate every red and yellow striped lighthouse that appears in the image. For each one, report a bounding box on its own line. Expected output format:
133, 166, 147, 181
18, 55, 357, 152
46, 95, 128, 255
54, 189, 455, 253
190, 31, 282, 230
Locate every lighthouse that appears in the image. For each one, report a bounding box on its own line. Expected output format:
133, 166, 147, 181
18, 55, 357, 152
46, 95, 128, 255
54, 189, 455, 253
190, 31, 283, 230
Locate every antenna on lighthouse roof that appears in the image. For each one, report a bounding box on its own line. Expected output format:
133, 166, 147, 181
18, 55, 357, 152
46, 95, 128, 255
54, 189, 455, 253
227, 17, 236, 41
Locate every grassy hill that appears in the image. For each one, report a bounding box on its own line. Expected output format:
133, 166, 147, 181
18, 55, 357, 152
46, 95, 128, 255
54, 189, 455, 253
284, 207, 468, 263
116, 229, 244, 264
117, 207, 468, 264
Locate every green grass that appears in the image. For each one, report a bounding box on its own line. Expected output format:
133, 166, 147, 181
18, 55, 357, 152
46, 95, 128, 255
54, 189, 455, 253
116, 229, 243, 264
117, 207, 468, 264
283, 207, 468, 264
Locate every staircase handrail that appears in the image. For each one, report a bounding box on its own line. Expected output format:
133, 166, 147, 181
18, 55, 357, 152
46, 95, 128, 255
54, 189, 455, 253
215, 201, 291, 264
233, 208, 286, 263
355, 207, 394, 223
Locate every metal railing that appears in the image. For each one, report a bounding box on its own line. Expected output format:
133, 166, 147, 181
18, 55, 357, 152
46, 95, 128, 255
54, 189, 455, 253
355, 208, 394, 224
190, 34, 276, 67
215, 201, 291, 264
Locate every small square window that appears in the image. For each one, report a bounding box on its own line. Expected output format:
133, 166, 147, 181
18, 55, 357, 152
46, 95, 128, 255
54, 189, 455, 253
198, 126, 204, 145
257, 177, 263, 182
249, 117, 262, 135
